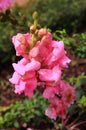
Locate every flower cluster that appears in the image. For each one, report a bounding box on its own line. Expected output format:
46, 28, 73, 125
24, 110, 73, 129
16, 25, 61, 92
9, 25, 76, 120
0, 0, 13, 13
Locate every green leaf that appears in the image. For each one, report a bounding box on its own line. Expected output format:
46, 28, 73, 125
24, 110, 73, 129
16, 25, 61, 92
0, 116, 4, 124
14, 121, 20, 128
78, 96, 86, 107
75, 75, 86, 88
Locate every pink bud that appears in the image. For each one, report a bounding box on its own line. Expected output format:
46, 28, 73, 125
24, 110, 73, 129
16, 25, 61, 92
38, 28, 47, 39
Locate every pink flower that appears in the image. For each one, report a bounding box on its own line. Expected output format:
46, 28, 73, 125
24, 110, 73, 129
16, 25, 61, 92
9, 58, 40, 97
58, 55, 71, 68
61, 82, 76, 107
14, 80, 26, 94
29, 32, 53, 62
44, 40, 71, 68
9, 28, 75, 121
38, 65, 61, 86
45, 104, 57, 120
43, 80, 76, 119
45, 98, 66, 120
12, 33, 31, 58
41, 32, 52, 46
47, 80, 76, 107
24, 77, 37, 97
42, 80, 68, 99
12, 58, 40, 75
9, 71, 20, 85
0, 0, 13, 12
43, 84, 61, 99
43, 86, 57, 99
27, 128, 32, 130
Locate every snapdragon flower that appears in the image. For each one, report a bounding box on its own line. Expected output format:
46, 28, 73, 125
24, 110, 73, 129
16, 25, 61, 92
12, 33, 31, 59
43, 80, 76, 119
9, 58, 40, 97
9, 25, 76, 120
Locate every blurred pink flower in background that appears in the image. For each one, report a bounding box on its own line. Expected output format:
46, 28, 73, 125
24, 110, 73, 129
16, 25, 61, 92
12, 0, 29, 7
0, 0, 13, 12
27, 128, 32, 130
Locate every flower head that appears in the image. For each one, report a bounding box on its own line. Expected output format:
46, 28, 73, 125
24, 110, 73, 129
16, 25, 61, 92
45, 98, 66, 120
44, 40, 71, 68
38, 65, 61, 86
9, 58, 40, 97
12, 33, 31, 58
61, 81, 76, 107
29, 32, 53, 62
9, 26, 76, 120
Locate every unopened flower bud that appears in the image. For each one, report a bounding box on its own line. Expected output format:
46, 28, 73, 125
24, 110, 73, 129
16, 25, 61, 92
35, 29, 39, 35
38, 28, 47, 39
32, 11, 38, 20
41, 35, 47, 43
30, 25, 36, 34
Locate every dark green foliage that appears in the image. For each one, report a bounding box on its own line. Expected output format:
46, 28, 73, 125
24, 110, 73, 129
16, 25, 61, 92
53, 29, 86, 58
31, 0, 86, 33
0, 92, 50, 129
69, 74, 86, 88
73, 33, 86, 58
65, 73, 86, 128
